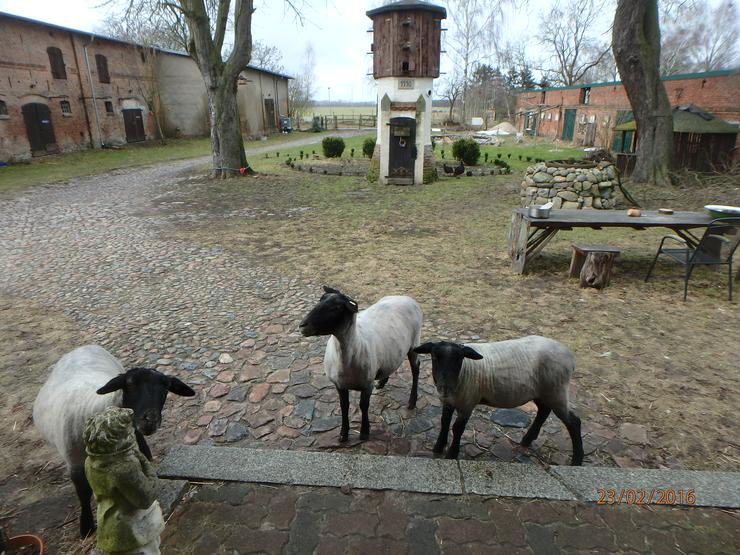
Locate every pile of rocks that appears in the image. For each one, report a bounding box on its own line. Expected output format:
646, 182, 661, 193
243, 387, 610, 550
520, 161, 620, 209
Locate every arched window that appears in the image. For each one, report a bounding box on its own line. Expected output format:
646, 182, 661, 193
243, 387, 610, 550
47, 46, 67, 79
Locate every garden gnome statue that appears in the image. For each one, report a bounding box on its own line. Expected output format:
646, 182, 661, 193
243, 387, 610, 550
84, 406, 164, 555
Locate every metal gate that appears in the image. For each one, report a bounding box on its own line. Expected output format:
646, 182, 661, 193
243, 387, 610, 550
562, 109, 576, 141
122, 109, 146, 143
388, 116, 416, 184
22, 103, 57, 154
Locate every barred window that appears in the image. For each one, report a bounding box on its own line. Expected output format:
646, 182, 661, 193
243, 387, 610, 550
60, 100, 72, 114
47, 46, 67, 79
96, 54, 110, 83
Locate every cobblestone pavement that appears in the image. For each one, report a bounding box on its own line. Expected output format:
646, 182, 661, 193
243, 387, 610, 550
161, 481, 739, 554
0, 154, 660, 467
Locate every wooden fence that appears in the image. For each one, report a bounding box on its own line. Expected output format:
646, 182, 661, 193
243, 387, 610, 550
298, 114, 377, 130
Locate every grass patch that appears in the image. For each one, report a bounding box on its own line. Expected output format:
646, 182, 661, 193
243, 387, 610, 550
164, 165, 739, 470
0, 131, 326, 193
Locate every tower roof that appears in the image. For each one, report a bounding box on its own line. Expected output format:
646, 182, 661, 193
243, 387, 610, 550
366, 0, 446, 19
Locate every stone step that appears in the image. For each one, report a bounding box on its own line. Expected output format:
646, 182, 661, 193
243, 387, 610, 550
158, 446, 740, 508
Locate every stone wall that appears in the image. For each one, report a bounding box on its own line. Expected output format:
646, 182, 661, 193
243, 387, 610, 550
520, 161, 619, 209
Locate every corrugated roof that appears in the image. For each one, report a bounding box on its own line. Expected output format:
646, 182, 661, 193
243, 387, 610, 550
614, 105, 739, 134
0, 11, 293, 79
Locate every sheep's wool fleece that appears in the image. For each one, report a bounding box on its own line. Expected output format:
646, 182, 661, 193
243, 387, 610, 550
452, 336, 574, 413
325, 295, 422, 390
34, 345, 124, 468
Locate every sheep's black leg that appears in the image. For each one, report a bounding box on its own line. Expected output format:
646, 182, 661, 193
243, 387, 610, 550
407, 350, 420, 409
135, 429, 153, 460
434, 403, 455, 455
71, 466, 95, 538
521, 400, 551, 447
554, 408, 584, 466
359, 389, 372, 440
446, 410, 470, 460
338, 387, 350, 443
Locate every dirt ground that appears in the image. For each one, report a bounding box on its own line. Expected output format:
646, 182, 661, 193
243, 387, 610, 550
169, 167, 740, 472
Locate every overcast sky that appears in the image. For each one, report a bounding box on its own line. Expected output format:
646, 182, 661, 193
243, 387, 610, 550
0, 0, 730, 101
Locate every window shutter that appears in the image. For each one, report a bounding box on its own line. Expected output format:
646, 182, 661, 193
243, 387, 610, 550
47, 47, 67, 80
96, 54, 110, 83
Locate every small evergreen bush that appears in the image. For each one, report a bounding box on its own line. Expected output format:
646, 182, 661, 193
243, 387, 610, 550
362, 137, 376, 158
322, 137, 345, 158
452, 138, 480, 165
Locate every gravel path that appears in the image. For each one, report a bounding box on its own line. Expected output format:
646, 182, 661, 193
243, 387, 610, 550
1, 149, 624, 467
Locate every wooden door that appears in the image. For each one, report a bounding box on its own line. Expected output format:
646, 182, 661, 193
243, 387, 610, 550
122, 109, 146, 142
562, 109, 576, 140
264, 99, 276, 131
22, 103, 57, 153
388, 116, 416, 181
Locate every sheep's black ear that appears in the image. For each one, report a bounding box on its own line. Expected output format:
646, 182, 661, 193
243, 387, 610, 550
323, 285, 341, 295
345, 298, 359, 313
461, 346, 484, 360
413, 342, 436, 354
168, 377, 196, 397
97, 374, 126, 395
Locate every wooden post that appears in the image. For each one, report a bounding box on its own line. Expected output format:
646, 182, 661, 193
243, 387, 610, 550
579, 251, 619, 288
508, 212, 530, 274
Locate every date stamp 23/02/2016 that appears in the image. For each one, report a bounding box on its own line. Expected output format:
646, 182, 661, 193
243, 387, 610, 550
597, 488, 697, 505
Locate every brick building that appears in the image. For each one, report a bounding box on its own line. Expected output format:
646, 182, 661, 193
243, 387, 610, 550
514, 69, 740, 155
0, 12, 291, 162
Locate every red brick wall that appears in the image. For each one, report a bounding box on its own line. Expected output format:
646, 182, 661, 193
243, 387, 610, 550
515, 72, 740, 153
0, 15, 157, 162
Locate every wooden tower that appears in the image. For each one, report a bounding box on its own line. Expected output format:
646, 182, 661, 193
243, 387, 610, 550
366, 0, 446, 185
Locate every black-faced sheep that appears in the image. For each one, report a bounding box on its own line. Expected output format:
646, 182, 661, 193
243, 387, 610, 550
299, 286, 422, 442
33, 345, 195, 537
414, 336, 584, 465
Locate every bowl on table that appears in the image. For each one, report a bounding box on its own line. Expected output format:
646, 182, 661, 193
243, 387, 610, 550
704, 205, 740, 219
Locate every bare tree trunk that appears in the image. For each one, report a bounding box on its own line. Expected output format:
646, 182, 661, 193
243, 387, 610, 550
207, 74, 248, 175
612, 0, 673, 185
181, 0, 252, 178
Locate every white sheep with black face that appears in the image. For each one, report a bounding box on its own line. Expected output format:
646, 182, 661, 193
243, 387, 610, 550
414, 336, 583, 465
299, 286, 423, 442
33, 345, 195, 538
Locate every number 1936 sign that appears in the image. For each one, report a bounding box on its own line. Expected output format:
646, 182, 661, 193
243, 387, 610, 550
398, 79, 415, 90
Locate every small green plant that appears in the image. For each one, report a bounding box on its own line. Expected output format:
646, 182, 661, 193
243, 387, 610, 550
362, 137, 376, 158
322, 136, 346, 158
497, 153, 502, 159
452, 138, 480, 165
441, 149, 445, 159
276, 152, 279, 157
484, 152, 489, 163
311, 117, 322, 132
350, 148, 355, 158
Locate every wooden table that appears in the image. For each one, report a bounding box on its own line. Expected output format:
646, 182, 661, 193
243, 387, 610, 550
507, 209, 712, 274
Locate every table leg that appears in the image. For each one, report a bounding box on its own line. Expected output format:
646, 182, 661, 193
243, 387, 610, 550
527, 228, 559, 259
509, 212, 530, 274
674, 228, 701, 248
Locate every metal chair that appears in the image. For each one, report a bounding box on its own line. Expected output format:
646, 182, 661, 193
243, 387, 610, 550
645, 217, 740, 301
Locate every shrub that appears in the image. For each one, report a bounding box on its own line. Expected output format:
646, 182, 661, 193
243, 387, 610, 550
452, 138, 480, 165
362, 137, 376, 158
322, 137, 345, 158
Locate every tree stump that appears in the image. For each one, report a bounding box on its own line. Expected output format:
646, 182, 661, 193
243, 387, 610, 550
570, 244, 620, 289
